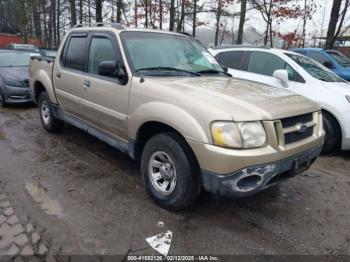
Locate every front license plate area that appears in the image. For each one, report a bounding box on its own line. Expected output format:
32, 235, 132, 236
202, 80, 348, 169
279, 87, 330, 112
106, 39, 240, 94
290, 154, 312, 176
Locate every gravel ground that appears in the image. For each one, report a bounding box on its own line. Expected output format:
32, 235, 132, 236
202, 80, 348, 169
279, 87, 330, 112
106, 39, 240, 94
0, 105, 349, 259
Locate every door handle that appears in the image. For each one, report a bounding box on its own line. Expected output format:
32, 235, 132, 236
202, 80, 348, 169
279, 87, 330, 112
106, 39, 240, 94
83, 80, 91, 88
56, 73, 61, 79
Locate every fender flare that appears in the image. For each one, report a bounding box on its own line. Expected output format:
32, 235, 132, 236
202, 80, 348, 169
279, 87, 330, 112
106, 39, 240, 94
128, 101, 210, 144
33, 69, 58, 104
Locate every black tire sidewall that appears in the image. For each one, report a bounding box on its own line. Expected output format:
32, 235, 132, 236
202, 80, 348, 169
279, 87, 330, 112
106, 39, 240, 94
38, 92, 63, 132
141, 133, 200, 210
0, 93, 6, 107
322, 113, 340, 153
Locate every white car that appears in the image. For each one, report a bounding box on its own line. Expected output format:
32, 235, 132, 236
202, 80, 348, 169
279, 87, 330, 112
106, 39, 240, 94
209, 46, 350, 152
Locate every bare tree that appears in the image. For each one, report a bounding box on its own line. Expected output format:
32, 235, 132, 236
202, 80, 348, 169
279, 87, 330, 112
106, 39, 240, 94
237, 0, 247, 44
95, 0, 104, 22
325, 0, 350, 49
69, 0, 77, 26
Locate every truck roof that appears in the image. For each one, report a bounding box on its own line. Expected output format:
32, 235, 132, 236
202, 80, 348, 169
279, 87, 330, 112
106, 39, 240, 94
70, 23, 190, 37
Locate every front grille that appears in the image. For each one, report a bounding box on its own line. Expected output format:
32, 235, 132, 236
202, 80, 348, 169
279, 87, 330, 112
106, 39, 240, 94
281, 113, 313, 128
284, 128, 313, 144
280, 113, 315, 145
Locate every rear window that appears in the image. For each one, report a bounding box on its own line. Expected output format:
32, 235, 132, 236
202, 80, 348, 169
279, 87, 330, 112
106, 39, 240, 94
64, 35, 87, 71
215, 51, 250, 71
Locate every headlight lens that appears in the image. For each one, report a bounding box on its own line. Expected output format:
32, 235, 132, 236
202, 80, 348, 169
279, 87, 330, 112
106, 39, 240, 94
211, 121, 267, 149
4, 79, 24, 87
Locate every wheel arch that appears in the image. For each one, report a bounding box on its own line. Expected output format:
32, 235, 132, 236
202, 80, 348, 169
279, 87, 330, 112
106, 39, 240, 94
32, 70, 58, 104
132, 121, 200, 172
321, 108, 342, 148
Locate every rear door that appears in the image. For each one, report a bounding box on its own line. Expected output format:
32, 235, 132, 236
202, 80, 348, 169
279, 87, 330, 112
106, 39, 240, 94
214, 50, 252, 79
79, 32, 130, 142
53, 32, 88, 117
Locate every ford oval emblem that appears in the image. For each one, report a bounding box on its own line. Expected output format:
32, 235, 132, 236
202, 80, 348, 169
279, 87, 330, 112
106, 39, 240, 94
296, 123, 308, 134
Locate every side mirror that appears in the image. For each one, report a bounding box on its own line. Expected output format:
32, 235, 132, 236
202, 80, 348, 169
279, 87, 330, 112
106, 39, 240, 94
98, 61, 118, 77
273, 69, 289, 85
323, 61, 335, 69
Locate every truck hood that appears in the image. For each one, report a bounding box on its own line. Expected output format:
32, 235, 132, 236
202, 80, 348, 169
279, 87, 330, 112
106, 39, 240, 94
0, 67, 29, 82
152, 76, 320, 121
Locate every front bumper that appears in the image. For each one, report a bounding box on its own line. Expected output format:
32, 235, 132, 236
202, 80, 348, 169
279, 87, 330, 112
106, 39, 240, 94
339, 110, 350, 150
201, 145, 322, 198
3, 86, 33, 103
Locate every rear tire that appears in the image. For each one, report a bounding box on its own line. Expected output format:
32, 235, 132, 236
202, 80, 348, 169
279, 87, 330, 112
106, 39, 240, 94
322, 112, 340, 153
141, 132, 201, 211
38, 92, 64, 133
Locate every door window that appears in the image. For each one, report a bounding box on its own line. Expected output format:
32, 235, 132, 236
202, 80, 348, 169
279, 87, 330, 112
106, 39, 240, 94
248, 51, 285, 77
215, 51, 250, 70
309, 52, 331, 65
88, 36, 117, 75
64, 35, 87, 71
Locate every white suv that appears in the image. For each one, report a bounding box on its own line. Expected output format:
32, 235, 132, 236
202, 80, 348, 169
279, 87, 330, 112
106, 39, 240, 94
209, 46, 350, 152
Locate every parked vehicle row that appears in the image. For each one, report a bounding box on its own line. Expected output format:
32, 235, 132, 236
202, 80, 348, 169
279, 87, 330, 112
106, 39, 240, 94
209, 46, 350, 153
28, 24, 324, 210
3, 24, 350, 210
291, 48, 350, 81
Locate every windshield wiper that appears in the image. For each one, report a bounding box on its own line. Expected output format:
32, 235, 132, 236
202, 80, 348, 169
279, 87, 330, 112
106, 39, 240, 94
197, 69, 232, 77
135, 67, 201, 76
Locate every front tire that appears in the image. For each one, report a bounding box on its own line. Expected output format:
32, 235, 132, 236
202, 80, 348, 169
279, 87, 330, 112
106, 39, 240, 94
322, 112, 340, 153
141, 132, 201, 211
38, 92, 64, 133
0, 93, 6, 107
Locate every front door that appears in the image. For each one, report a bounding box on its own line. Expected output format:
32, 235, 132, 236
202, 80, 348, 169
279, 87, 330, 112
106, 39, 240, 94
79, 32, 130, 142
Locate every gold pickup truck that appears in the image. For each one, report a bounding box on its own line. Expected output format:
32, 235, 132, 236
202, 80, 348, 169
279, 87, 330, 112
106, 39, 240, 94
29, 23, 324, 210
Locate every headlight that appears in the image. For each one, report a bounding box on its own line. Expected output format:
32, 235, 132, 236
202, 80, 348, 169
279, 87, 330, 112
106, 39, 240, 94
211, 121, 267, 149
4, 79, 24, 87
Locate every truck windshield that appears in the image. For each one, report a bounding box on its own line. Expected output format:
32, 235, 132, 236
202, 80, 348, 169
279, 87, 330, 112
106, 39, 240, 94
326, 50, 350, 67
0, 52, 34, 67
121, 31, 225, 76
286, 53, 346, 82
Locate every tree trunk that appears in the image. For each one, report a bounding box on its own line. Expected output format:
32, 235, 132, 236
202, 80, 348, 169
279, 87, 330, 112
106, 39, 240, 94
52, 0, 56, 46
79, 0, 83, 24
116, 0, 122, 23
177, 0, 185, 32
159, 0, 163, 29
169, 0, 175, 31
300, 0, 307, 47
145, 0, 148, 28
33, 1, 42, 39
214, 0, 222, 46
69, 0, 77, 26
237, 0, 246, 44
134, 0, 138, 27
325, 0, 342, 49
57, 0, 60, 44
192, 0, 197, 36
88, 0, 91, 23
42, 0, 48, 45
95, 0, 103, 22
269, 21, 273, 47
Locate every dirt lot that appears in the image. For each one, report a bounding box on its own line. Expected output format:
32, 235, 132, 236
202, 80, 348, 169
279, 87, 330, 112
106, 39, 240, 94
0, 105, 349, 257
